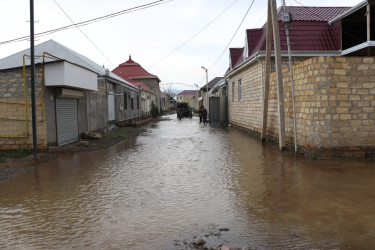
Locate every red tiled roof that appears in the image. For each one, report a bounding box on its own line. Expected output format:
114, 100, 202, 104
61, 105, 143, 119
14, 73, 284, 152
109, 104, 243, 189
177, 90, 197, 96
131, 81, 152, 92
278, 6, 351, 22
160, 91, 168, 98
230, 6, 351, 72
116, 74, 152, 92
112, 55, 160, 81
229, 48, 244, 69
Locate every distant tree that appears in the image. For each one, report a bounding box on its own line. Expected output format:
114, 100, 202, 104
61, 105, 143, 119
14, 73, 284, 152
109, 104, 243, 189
162, 85, 176, 104
151, 101, 159, 118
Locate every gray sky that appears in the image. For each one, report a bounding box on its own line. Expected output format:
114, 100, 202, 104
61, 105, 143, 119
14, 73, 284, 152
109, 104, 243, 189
0, 0, 363, 90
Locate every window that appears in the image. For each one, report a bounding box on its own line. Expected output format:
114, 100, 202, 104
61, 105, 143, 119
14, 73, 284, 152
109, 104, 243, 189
131, 98, 134, 110
124, 92, 128, 110
238, 79, 242, 101
232, 82, 235, 101
137, 95, 139, 109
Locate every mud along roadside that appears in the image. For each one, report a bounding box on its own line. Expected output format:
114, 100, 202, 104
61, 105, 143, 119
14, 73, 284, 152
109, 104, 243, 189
0, 126, 145, 183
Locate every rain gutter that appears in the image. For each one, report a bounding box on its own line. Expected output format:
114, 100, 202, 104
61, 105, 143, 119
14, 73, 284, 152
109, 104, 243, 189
225, 50, 341, 78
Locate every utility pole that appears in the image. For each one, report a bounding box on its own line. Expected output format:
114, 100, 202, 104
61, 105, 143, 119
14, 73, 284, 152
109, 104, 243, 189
367, 4, 371, 56
282, 0, 298, 153
269, 0, 286, 151
201, 66, 208, 110
30, 0, 38, 159
261, 0, 273, 142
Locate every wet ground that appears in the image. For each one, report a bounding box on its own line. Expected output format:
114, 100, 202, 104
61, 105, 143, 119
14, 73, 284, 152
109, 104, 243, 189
1, 114, 375, 249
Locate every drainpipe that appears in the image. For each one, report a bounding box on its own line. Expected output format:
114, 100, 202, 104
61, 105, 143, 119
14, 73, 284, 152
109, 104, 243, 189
255, 54, 264, 120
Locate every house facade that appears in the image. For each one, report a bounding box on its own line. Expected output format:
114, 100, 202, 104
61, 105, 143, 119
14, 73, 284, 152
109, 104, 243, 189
0, 40, 140, 149
160, 91, 172, 111
198, 77, 225, 110
225, 2, 375, 157
207, 78, 228, 125
176, 90, 197, 110
120, 76, 156, 119
112, 56, 161, 113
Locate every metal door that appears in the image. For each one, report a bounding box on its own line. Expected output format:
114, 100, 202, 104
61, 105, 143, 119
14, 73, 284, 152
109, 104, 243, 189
209, 97, 220, 124
56, 98, 78, 146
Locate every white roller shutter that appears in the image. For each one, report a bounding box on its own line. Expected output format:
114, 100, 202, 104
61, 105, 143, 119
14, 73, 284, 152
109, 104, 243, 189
56, 98, 78, 146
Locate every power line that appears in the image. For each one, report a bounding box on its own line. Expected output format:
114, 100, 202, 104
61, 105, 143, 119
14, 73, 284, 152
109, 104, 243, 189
0, 0, 173, 46
148, 0, 240, 69
208, 0, 255, 70
52, 0, 116, 67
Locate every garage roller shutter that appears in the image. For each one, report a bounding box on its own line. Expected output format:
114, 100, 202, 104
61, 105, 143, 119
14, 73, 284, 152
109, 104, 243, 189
56, 98, 78, 146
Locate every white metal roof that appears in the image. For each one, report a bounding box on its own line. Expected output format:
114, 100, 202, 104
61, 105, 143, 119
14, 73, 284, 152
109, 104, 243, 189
0, 39, 138, 91
208, 78, 226, 96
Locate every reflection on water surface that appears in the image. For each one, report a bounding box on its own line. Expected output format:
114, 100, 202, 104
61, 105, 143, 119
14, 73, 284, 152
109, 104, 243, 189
1, 115, 374, 249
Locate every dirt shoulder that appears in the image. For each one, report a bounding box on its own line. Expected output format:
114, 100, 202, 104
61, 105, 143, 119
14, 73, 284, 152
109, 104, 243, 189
0, 125, 146, 183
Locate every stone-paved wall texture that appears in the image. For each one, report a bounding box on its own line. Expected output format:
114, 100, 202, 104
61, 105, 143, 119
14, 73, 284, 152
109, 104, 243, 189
0, 66, 47, 150
228, 56, 375, 157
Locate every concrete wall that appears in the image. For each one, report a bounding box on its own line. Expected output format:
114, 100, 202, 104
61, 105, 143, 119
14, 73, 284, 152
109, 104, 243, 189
0, 66, 48, 150
115, 83, 141, 122
228, 56, 375, 157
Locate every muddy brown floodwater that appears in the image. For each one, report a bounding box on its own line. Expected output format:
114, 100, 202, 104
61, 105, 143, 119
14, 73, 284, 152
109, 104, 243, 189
1, 114, 375, 249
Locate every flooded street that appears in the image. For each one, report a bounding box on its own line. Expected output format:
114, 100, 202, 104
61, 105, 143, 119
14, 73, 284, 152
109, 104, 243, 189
1, 114, 375, 249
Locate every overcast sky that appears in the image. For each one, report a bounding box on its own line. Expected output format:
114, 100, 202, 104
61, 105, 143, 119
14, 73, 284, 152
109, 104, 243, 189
0, 0, 363, 90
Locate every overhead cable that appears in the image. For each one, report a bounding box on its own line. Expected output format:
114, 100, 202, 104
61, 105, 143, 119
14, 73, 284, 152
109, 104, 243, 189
208, 0, 255, 70
52, 0, 116, 67
148, 0, 240, 69
0, 0, 173, 46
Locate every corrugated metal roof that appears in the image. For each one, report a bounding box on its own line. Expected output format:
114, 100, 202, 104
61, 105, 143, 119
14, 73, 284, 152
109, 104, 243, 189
201, 77, 225, 90
278, 6, 351, 22
0, 39, 138, 90
229, 48, 244, 69
229, 6, 351, 72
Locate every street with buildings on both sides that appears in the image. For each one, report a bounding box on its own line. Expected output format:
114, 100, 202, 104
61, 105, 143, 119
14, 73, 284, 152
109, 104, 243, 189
1, 114, 375, 249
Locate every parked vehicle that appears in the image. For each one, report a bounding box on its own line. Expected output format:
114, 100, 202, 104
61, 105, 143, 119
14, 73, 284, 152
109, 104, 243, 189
176, 102, 192, 120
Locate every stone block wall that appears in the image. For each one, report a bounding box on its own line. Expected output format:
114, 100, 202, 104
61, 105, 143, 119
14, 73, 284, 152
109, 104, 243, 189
0, 66, 47, 150
228, 56, 375, 157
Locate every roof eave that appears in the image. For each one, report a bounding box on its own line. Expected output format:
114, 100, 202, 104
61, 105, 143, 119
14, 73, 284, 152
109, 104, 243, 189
329, 0, 370, 25
341, 41, 375, 55
225, 50, 342, 78
131, 76, 161, 82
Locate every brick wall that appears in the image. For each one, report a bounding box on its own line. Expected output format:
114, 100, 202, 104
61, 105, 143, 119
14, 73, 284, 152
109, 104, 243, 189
0, 66, 47, 150
228, 56, 375, 157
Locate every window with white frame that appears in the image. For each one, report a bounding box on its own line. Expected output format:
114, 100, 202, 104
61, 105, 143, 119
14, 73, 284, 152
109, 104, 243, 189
232, 82, 235, 101
238, 79, 242, 101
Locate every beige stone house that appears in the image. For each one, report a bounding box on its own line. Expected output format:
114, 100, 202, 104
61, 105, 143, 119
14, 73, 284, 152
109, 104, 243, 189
176, 90, 197, 110
160, 91, 172, 112
225, 2, 375, 157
